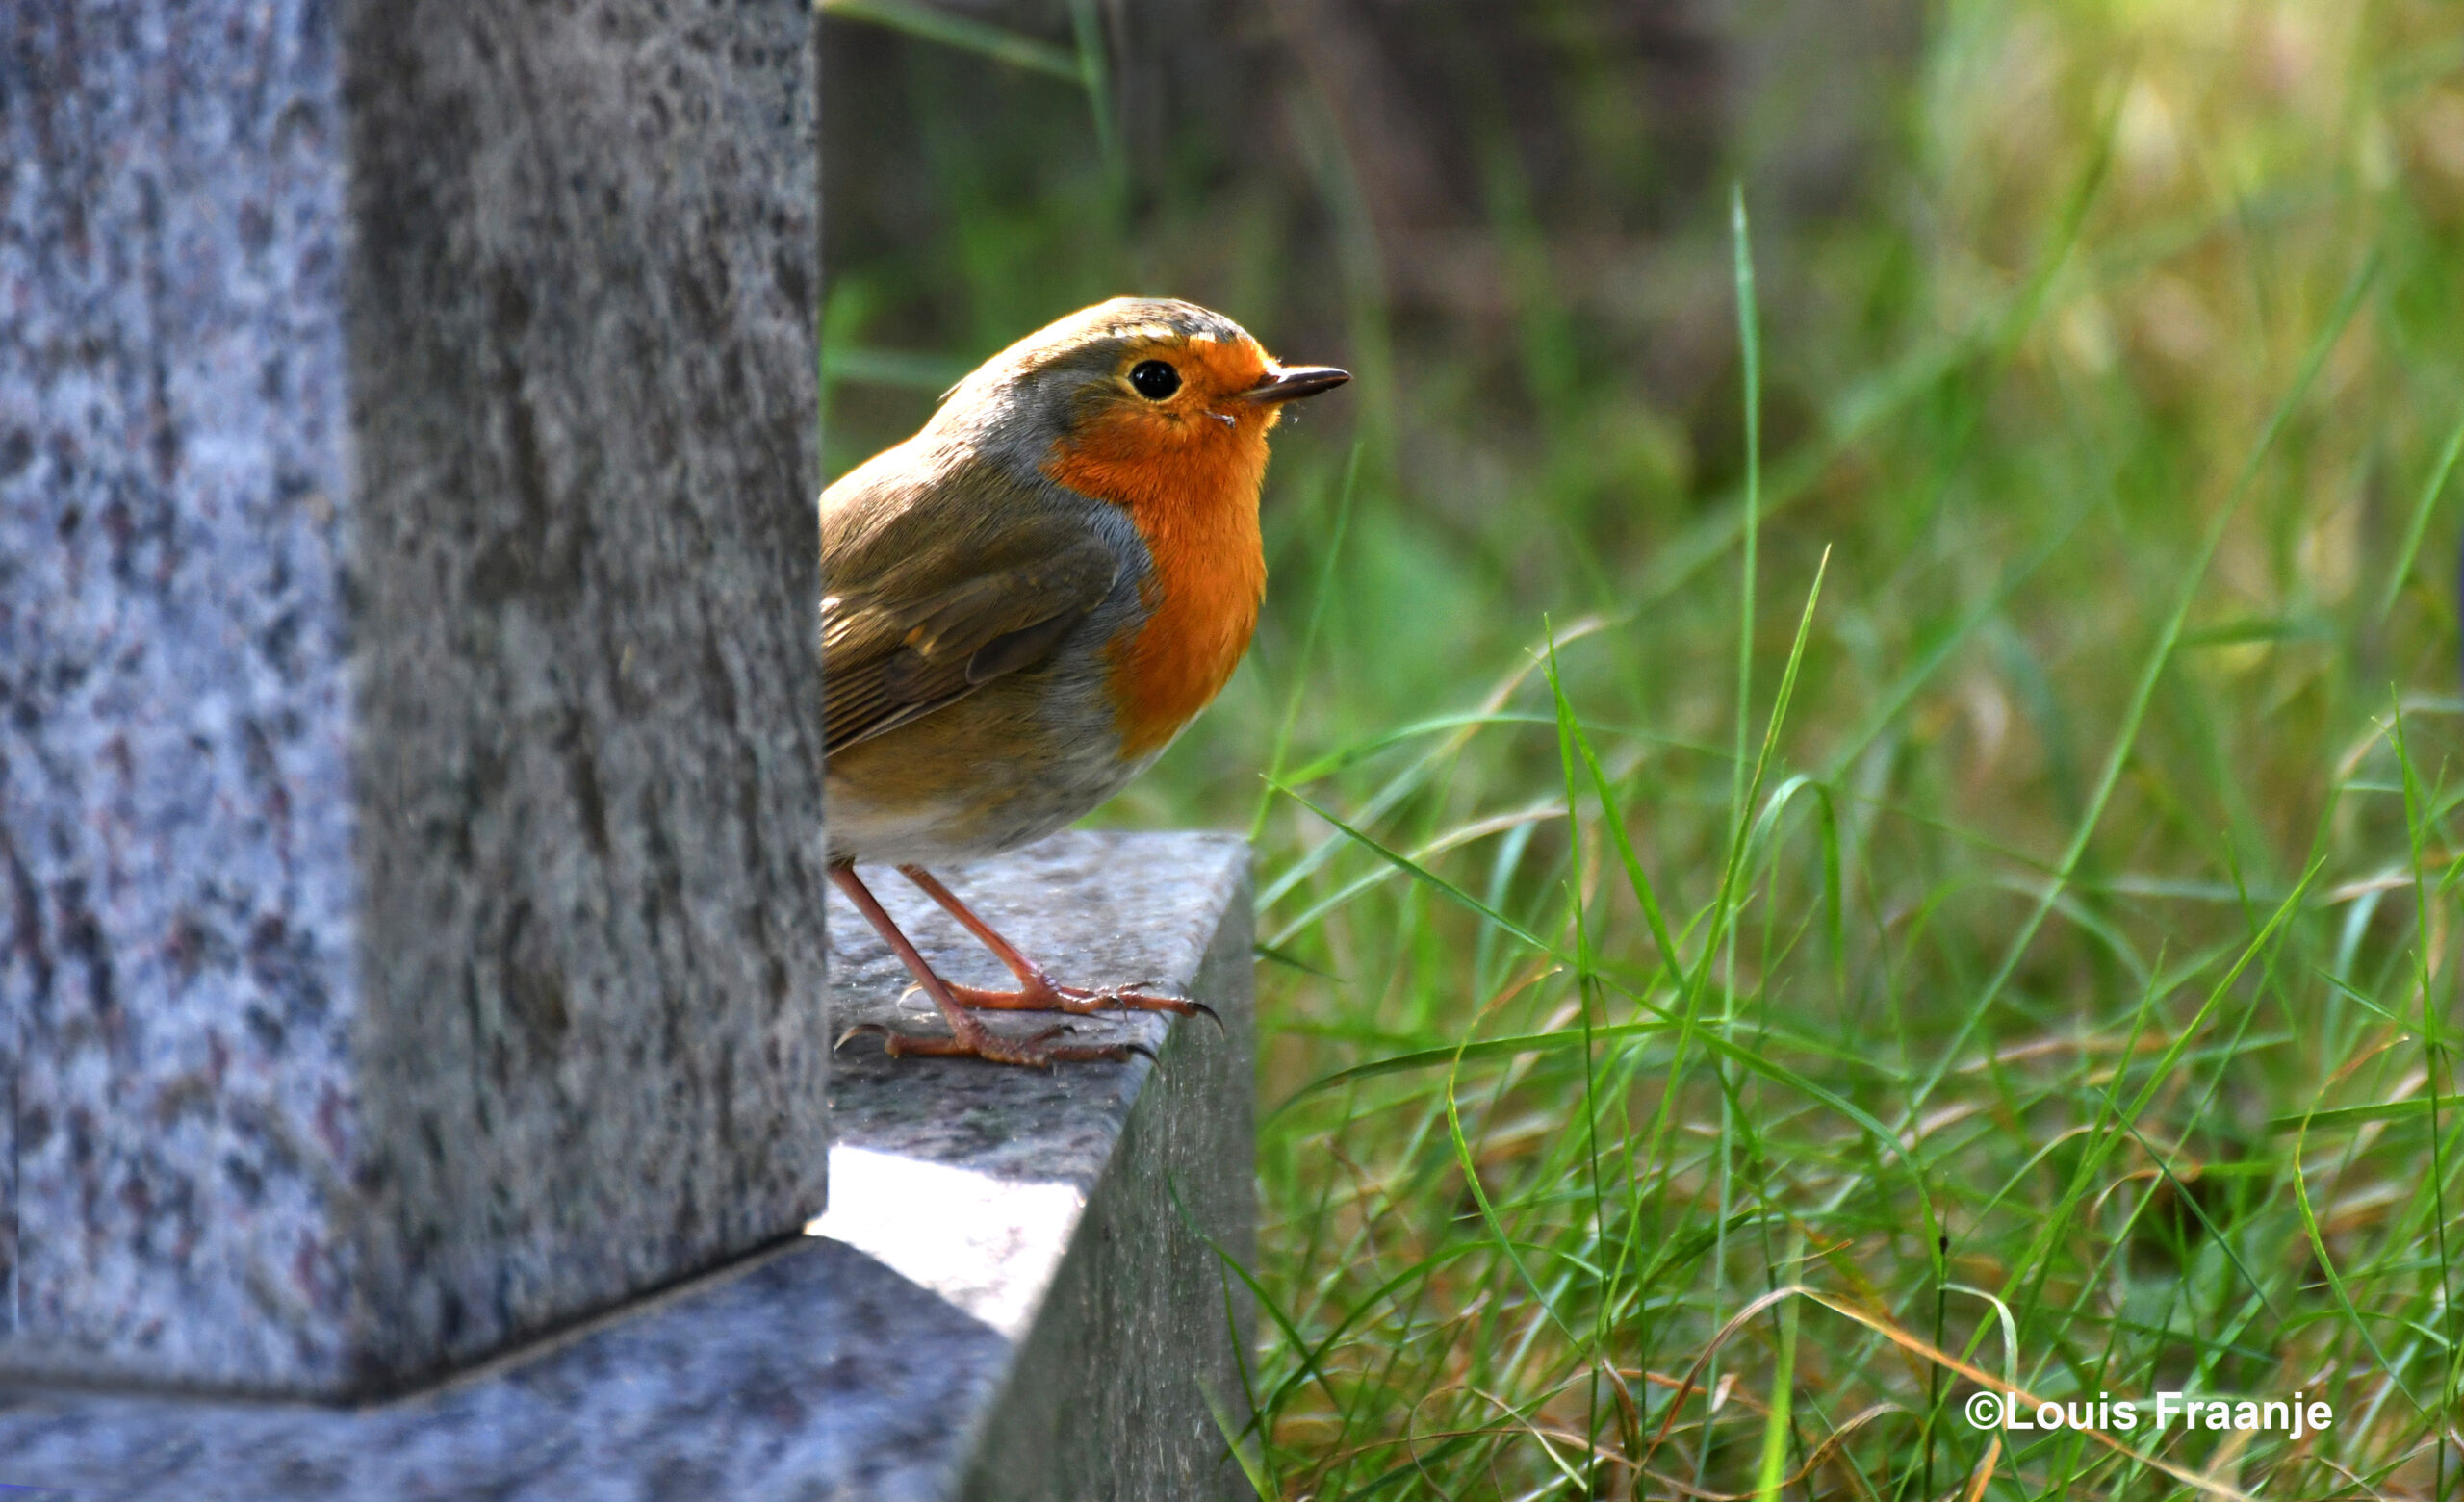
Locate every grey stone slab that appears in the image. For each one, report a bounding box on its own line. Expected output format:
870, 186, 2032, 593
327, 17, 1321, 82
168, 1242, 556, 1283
0, 0, 827, 1397
0, 831, 1256, 1502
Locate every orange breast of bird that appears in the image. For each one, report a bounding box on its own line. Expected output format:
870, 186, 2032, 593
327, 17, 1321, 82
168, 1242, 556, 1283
1045, 340, 1276, 760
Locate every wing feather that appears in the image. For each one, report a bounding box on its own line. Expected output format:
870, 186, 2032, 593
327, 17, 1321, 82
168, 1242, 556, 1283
821, 464, 1120, 756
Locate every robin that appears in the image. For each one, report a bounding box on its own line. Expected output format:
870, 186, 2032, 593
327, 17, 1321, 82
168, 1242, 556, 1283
822, 297, 1348, 1066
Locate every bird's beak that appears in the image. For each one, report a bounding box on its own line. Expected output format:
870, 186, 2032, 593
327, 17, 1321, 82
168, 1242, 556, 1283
1239, 365, 1351, 404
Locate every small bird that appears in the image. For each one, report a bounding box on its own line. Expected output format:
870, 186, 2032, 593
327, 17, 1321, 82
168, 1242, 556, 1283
822, 298, 1348, 1066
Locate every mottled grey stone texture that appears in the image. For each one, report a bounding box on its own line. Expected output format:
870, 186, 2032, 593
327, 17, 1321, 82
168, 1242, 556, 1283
0, 833, 1254, 1502
0, 0, 827, 1396
831, 833, 1257, 1502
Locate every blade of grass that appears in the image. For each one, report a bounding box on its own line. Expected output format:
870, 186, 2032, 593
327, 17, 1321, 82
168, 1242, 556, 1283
818, 0, 1079, 78
2373, 403, 2464, 626
1064, 0, 1124, 213
1752, 1238, 1803, 1502
1441, 1041, 1581, 1347
1543, 623, 1617, 1480
1707, 191, 1766, 1425
1254, 445, 1364, 840
1258, 618, 1612, 911
2287, 1097, 2429, 1417
1266, 783, 1566, 960
1730, 182, 1763, 863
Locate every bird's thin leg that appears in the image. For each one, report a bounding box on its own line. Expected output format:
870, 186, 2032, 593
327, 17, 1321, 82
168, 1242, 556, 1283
897, 864, 1219, 1029
829, 865, 1143, 1067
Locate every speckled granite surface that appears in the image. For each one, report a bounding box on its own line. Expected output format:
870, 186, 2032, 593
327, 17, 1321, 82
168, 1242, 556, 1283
0, 832, 1255, 1502
0, 0, 828, 1396
2, 0, 369, 1391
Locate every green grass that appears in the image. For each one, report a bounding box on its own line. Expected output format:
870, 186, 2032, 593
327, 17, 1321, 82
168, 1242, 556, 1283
823, 2, 2464, 1494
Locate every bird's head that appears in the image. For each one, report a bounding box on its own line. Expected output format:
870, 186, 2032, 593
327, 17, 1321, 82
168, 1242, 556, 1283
932, 297, 1348, 514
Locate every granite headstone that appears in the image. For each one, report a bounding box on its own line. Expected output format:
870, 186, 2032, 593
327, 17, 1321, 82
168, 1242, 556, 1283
0, 0, 827, 1398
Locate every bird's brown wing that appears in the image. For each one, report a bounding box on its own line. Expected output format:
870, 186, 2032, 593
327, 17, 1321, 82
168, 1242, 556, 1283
822, 469, 1120, 757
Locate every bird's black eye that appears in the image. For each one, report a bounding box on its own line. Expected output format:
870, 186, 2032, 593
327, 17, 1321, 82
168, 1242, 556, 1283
1129, 360, 1182, 400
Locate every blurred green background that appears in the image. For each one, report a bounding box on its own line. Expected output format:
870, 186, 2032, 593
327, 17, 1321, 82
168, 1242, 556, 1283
821, 2, 2464, 1496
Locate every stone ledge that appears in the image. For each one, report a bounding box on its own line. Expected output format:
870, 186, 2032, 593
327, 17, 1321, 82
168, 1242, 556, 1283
0, 831, 1255, 1502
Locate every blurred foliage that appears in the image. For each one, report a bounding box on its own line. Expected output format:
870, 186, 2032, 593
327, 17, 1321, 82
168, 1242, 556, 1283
824, 1, 2464, 1496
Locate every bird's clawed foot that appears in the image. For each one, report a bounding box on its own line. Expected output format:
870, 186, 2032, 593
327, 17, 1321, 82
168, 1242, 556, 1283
830, 862, 1206, 1070
941, 972, 1222, 1033
834, 1020, 1156, 1069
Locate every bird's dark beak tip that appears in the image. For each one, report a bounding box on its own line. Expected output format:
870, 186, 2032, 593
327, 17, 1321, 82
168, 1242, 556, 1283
1247, 366, 1351, 404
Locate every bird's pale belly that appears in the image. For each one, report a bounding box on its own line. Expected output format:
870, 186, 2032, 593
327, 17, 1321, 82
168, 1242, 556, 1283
823, 667, 1166, 865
